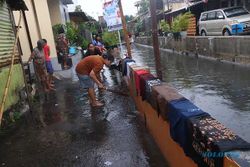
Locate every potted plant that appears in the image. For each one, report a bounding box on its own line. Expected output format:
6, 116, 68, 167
160, 20, 170, 36
171, 12, 194, 40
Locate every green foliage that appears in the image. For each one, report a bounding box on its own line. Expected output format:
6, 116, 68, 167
136, 0, 150, 14
65, 23, 78, 45
171, 12, 194, 32
160, 20, 170, 32
53, 23, 89, 47
0, 0, 4, 6
81, 38, 89, 50
102, 31, 119, 47
135, 20, 143, 34
172, 19, 181, 33
125, 15, 134, 22
52, 24, 65, 39
81, 22, 100, 35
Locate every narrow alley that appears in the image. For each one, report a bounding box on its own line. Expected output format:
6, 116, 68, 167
0, 54, 168, 167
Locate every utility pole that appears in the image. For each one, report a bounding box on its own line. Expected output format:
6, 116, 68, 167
149, 0, 162, 80
118, 0, 132, 58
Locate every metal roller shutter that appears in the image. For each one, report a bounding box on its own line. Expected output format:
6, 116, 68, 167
0, 2, 19, 68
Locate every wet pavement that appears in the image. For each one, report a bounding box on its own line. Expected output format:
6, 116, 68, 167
0, 54, 168, 167
133, 44, 250, 142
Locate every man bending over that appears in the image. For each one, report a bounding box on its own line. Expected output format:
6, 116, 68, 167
76, 54, 114, 107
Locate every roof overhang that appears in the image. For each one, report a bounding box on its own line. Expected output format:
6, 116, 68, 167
61, 0, 74, 5
165, 1, 204, 16
6, 0, 28, 11
69, 12, 89, 22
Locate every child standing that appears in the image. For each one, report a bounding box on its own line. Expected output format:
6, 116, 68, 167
43, 39, 55, 89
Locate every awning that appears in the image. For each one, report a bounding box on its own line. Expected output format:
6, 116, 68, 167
69, 12, 89, 22
165, 1, 204, 16
6, 0, 28, 11
61, 0, 74, 5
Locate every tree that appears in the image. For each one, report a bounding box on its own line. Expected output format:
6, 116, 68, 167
136, 0, 150, 14
125, 15, 135, 22
75, 5, 82, 12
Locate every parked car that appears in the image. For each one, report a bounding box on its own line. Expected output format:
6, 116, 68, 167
199, 7, 250, 36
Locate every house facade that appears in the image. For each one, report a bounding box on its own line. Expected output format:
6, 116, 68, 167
0, 0, 74, 119
205, 0, 250, 11
48, 0, 72, 26
13, 0, 73, 63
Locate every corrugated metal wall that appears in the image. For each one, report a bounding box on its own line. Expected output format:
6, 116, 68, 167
0, 2, 19, 68
0, 2, 24, 112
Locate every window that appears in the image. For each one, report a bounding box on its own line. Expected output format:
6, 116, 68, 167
223, 7, 249, 18
201, 13, 208, 21
216, 11, 224, 19
207, 12, 216, 20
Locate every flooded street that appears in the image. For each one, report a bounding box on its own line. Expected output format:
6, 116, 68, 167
133, 44, 250, 142
1, 44, 250, 166
0, 56, 168, 167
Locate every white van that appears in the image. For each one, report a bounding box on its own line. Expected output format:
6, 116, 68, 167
199, 7, 250, 36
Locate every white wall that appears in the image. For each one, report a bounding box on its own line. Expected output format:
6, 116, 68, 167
33, 0, 57, 57
13, 0, 40, 61
14, 0, 57, 61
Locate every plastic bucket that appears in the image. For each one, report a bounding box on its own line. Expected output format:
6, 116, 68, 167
69, 47, 76, 54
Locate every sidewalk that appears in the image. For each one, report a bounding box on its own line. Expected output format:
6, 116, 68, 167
0, 55, 168, 167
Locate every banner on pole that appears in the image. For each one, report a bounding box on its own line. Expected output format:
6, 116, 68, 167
103, 0, 123, 32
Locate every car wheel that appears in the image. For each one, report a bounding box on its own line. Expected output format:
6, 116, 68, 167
201, 30, 206, 36
223, 29, 231, 36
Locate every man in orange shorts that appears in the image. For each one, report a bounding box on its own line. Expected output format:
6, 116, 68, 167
76, 54, 114, 107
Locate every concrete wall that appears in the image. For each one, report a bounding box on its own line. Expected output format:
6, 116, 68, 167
59, 1, 70, 24
135, 36, 250, 65
48, 0, 70, 26
13, 0, 39, 61
0, 64, 24, 111
33, 0, 57, 58
48, 0, 62, 26
127, 63, 249, 167
13, 0, 57, 62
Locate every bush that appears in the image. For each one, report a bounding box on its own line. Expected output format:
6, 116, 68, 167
102, 31, 119, 47
52, 24, 65, 39
160, 20, 170, 32
171, 12, 194, 32
65, 23, 78, 45
81, 38, 89, 50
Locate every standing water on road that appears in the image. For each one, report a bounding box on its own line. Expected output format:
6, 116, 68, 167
0, 53, 169, 167
133, 44, 250, 142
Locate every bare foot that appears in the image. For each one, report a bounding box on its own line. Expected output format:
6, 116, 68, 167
49, 87, 56, 91
44, 88, 50, 92
91, 101, 104, 107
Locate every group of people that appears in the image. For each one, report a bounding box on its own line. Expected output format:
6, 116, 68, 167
83, 35, 106, 59
29, 34, 115, 107
76, 35, 114, 107
28, 39, 55, 92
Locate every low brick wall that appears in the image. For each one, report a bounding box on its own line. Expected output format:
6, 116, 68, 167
135, 36, 250, 65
